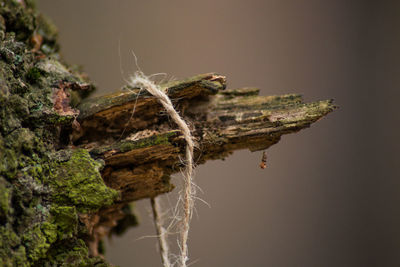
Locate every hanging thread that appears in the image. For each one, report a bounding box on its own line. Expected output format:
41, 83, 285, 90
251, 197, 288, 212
128, 71, 195, 267
151, 197, 172, 267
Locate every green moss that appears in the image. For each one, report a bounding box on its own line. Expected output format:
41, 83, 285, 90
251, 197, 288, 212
50, 205, 78, 239
0, 149, 18, 178
0, 225, 21, 248
56, 239, 89, 264
0, 178, 11, 216
41, 222, 57, 244
46, 113, 75, 125
27, 164, 43, 180
50, 149, 119, 213
0, 0, 43, 43
26, 67, 43, 83
12, 246, 29, 267
43, 238, 112, 267
0, 225, 28, 267
5, 128, 36, 152
23, 224, 50, 261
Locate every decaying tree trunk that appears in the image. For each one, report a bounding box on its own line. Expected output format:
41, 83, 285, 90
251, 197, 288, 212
0, 1, 336, 266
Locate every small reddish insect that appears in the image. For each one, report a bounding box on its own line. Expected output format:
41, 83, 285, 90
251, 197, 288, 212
259, 150, 267, 169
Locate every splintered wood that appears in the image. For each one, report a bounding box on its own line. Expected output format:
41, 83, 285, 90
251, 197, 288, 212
76, 71, 335, 205
74, 73, 336, 257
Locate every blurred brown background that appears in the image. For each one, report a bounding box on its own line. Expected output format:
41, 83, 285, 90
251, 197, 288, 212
38, 1, 400, 266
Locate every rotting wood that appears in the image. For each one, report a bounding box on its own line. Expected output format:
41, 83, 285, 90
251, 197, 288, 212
73, 74, 336, 253
76, 73, 335, 202
74, 73, 226, 143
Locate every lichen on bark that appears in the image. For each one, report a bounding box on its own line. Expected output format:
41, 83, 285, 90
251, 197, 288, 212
0, 0, 115, 265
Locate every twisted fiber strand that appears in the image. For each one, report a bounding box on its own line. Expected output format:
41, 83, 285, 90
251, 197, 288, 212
151, 197, 172, 267
129, 73, 195, 267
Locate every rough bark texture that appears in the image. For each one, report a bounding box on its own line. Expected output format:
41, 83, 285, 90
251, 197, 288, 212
0, 1, 336, 266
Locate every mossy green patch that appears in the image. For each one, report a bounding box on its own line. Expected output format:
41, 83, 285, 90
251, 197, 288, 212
26, 67, 44, 84
50, 205, 78, 239
0, 148, 18, 178
40, 222, 58, 244
42, 238, 112, 267
0, 224, 21, 248
0, 225, 28, 267
23, 224, 50, 261
50, 149, 119, 213
5, 127, 36, 152
0, 178, 11, 217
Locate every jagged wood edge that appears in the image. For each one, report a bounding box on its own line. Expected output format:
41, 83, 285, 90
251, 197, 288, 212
77, 77, 336, 203
74, 73, 226, 143
75, 74, 336, 254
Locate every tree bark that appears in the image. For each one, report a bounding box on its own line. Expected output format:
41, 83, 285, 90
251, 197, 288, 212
0, 1, 336, 266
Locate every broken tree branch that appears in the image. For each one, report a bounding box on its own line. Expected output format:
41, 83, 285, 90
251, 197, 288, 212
72, 74, 335, 254
75, 73, 335, 202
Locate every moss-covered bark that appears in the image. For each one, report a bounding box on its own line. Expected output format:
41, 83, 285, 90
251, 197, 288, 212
0, 0, 335, 265
0, 1, 116, 265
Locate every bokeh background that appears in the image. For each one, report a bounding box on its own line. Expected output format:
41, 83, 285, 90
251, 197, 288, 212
37, 1, 400, 266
